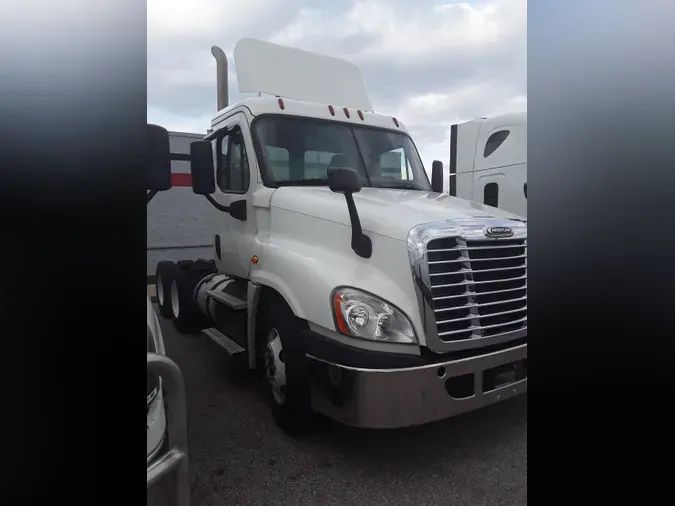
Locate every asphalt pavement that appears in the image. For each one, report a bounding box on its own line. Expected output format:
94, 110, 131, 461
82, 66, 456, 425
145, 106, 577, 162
157, 311, 527, 506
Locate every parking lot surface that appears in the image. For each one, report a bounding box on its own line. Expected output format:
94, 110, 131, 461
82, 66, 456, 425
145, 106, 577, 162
158, 313, 527, 506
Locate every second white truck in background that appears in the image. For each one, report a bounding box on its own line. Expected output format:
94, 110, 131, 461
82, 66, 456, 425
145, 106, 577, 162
449, 111, 527, 217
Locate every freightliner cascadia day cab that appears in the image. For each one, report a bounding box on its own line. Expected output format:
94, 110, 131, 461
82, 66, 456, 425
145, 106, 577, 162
147, 125, 190, 506
449, 111, 527, 217
152, 38, 528, 435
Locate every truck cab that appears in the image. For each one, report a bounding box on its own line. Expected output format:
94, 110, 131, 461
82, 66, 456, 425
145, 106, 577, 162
450, 112, 527, 217
154, 39, 528, 435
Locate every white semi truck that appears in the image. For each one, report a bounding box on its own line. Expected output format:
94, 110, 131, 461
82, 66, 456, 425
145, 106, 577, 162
449, 111, 527, 217
153, 38, 528, 435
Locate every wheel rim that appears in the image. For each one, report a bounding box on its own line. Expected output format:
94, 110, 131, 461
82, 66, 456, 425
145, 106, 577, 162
171, 280, 180, 319
156, 274, 164, 306
264, 329, 286, 405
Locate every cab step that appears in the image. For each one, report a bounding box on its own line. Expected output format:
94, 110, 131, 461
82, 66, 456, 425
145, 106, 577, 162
202, 327, 245, 356
206, 289, 247, 310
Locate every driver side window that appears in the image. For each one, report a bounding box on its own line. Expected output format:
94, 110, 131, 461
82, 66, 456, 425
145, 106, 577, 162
216, 125, 250, 194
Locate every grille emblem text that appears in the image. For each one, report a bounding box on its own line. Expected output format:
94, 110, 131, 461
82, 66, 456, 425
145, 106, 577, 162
485, 226, 513, 238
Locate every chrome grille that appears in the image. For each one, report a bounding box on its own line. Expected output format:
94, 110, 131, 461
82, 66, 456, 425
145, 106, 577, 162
427, 237, 527, 342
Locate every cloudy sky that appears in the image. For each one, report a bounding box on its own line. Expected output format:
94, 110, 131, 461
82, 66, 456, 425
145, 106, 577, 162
148, 0, 526, 174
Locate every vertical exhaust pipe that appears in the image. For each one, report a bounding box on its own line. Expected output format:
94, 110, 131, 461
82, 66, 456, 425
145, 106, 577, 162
210, 45, 228, 111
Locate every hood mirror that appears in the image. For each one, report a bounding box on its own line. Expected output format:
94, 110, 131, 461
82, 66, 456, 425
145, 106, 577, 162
327, 166, 372, 259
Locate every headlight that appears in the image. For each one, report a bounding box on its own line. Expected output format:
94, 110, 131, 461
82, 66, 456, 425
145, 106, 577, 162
331, 287, 418, 344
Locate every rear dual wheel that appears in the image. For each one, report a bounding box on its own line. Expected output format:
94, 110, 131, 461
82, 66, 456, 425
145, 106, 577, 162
156, 260, 212, 334
155, 261, 178, 319
171, 262, 211, 334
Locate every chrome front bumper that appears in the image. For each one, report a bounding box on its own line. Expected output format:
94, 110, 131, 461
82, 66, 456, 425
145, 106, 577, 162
307, 343, 527, 429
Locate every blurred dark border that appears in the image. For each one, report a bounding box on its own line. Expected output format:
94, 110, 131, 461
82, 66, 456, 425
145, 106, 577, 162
528, 0, 674, 500
0, 0, 146, 500
1, 0, 674, 502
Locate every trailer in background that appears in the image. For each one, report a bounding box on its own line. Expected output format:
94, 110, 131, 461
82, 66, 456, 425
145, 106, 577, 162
449, 111, 527, 217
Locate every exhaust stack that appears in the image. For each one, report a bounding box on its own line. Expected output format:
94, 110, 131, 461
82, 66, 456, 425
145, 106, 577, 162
211, 45, 228, 111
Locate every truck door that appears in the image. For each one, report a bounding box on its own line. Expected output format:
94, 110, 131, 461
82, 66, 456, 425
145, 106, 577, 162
211, 113, 258, 279
473, 123, 527, 216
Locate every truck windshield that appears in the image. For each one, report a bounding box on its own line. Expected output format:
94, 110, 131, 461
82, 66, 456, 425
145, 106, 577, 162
253, 116, 432, 191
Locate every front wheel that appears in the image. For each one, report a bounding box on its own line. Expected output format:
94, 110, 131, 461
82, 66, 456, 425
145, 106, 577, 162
258, 299, 313, 436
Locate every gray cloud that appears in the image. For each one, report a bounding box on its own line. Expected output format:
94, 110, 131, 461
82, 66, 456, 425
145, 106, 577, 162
148, 0, 526, 165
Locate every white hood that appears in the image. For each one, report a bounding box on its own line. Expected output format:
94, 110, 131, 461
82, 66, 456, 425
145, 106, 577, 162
271, 187, 525, 241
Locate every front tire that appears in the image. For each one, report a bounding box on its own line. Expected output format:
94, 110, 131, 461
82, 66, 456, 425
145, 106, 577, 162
258, 298, 313, 436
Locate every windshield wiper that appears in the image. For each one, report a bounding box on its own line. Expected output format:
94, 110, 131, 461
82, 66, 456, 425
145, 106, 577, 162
275, 179, 329, 187
375, 181, 427, 191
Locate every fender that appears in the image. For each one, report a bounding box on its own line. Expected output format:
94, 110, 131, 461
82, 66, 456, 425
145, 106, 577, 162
246, 266, 313, 370
245, 271, 309, 370
248, 222, 424, 354
249, 269, 306, 319
245, 281, 262, 369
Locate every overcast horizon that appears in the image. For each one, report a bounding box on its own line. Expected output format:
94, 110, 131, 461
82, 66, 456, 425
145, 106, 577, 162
148, 0, 526, 179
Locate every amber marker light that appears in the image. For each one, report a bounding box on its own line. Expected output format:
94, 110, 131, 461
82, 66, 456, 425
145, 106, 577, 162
332, 291, 349, 334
